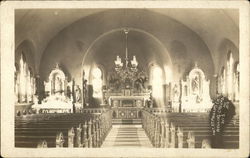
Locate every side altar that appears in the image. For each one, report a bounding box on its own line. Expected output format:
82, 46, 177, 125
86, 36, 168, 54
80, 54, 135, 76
32, 64, 82, 113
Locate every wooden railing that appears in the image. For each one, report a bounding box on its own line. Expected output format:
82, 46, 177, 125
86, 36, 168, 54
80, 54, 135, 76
142, 109, 199, 148
142, 110, 186, 148
145, 107, 172, 114
82, 108, 110, 114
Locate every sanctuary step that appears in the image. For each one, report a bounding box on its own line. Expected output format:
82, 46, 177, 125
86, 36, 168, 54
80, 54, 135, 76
112, 119, 142, 125
101, 125, 152, 147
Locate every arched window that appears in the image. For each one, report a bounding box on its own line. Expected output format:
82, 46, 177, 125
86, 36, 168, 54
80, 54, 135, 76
220, 67, 226, 95
234, 62, 239, 101
92, 67, 103, 98
14, 63, 19, 103
16, 53, 35, 103
151, 66, 163, 104
19, 53, 27, 102
226, 51, 234, 100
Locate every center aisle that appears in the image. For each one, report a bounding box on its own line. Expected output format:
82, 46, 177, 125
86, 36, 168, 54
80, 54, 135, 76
101, 125, 153, 148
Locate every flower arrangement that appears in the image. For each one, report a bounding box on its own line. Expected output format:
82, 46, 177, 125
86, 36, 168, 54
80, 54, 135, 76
209, 95, 235, 148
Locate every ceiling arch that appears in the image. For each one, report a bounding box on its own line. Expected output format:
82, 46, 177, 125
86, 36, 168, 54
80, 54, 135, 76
81, 27, 173, 68
36, 9, 216, 83
15, 39, 36, 73
15, 9, 238, 75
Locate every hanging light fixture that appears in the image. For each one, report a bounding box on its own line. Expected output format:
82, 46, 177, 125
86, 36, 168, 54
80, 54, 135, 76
114, 29, 138, 75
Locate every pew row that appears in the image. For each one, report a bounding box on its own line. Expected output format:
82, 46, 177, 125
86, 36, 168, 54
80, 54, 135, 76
15, 110, 112, 148
141, 109, 239, 148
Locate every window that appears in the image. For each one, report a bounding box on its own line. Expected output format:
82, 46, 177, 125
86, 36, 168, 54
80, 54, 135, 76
15, 53, 35, 103
220, 67, 226, 95
92, 67, 103, 98
226, 51, 234, 100
219, 50, 239, 101
234, 63, 239, 101
152, 66, 163, 100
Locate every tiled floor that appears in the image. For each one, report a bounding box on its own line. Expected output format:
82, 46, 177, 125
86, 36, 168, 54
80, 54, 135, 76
101, 125, 153, 148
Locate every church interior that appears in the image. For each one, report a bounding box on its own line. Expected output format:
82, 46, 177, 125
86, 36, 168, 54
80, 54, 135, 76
15, 9, 239, 149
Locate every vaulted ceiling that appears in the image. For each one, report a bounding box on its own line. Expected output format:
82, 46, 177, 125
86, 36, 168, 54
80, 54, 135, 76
15, 9, 239, 82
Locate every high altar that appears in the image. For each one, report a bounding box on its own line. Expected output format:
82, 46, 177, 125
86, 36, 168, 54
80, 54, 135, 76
104, 29, 151, 119
105, 89, 151, 119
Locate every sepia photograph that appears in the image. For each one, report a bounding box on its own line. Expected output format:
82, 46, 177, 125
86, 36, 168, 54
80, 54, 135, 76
1, 1, 249, 157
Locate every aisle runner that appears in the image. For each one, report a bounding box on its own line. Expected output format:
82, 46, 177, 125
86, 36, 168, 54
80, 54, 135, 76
101, 125, 153, 147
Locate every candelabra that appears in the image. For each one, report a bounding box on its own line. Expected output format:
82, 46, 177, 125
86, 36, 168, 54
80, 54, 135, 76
114, 29, 138, 81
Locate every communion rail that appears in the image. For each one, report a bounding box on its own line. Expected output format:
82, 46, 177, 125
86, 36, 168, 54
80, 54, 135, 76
141, 108, 239, 148
15, 109, 112, 148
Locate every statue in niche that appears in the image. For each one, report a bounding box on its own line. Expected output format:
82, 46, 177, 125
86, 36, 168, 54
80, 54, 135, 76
108, 72, 120, 90
44, 63, 67, 97
173, 84, 179, 102
134, 72, 148, 91
75, 85, 82, 103
54, 76, 62, 94
66, 86, 71, 99
82, 79, 88, 106
191, 74, 200, 95
125, 78, 131, 89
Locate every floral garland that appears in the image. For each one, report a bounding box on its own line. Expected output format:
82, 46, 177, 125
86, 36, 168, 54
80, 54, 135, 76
209, 95, 235, 136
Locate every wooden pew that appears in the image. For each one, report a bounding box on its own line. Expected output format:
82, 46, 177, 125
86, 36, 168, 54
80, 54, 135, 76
141, 109, 239, 149
15, 109, 113, 148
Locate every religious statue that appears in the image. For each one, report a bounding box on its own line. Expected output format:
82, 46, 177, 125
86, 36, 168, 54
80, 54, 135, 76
66, 86, 71, 99
75, 85, 82, 103
55, 76, 62, 94
82, 79, 88, 106
192, 75, 199, 95
173, 84, 179, 102
134, 71, 148, 91
134, 76, 147, 91
108, 72, 120, 90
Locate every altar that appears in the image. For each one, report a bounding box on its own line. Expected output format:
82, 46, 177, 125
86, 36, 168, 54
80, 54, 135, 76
103, 29, 152, 121
109, 95, 149, 107
107, 92, 150, 119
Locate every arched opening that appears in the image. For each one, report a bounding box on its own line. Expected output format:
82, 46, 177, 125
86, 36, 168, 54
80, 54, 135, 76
226, 51, 234, 100
91, 67, 103, 98
220, 66, 226, 95
16, 52, 36, 104
233, 62, 239, 101
151, 65, 164, 107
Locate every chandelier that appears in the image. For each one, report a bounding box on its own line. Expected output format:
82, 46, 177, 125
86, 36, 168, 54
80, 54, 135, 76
114, 29, 139, 81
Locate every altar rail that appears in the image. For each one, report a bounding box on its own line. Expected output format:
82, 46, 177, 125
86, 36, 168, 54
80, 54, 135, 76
82, 108, 110, 114
141, 109, 239, 148
15, 110, 112, 148
145, 107, 172, 114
